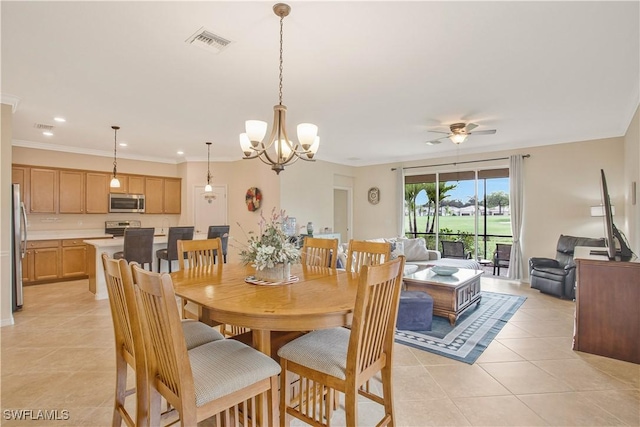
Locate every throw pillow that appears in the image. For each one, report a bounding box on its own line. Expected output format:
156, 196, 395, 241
403, 238, 431, 261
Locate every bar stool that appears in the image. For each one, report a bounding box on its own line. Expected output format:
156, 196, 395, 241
156, 226, 194, 272
207, 225, 230, 263
113, 228, 155, 271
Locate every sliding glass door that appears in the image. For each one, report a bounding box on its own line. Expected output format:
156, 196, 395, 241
404, 168, 511, 261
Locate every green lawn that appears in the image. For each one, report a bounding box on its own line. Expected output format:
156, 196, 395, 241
405, 215, 513, 258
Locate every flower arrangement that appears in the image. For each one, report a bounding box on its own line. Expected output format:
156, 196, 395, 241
239, 208, 300, 271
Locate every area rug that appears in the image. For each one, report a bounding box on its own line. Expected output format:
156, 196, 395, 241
395, 291, 526, 364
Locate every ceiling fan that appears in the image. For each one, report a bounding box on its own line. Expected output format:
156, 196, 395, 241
426, 122, 497, 145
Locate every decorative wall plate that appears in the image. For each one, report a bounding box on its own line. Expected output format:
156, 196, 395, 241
246, 187, 262, 211
368, 187, 380, 205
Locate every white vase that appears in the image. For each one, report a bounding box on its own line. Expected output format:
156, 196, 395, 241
254, 262, 290, 282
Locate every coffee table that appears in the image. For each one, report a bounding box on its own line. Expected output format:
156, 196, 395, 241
403, 268, 483, 325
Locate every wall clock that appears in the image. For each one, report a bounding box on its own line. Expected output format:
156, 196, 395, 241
368, 187, 380, 205
246, 187, 262, 212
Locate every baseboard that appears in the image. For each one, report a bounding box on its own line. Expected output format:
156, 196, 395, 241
1, 315, 15, 327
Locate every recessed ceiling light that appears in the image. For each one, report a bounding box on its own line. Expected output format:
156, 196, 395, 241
53, 117, 66, 123
177, 150, 184, 155
42, 131, 53, 136
119, 142, 127, 147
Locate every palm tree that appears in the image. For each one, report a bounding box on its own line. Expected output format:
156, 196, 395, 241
425, 182, 457, 233
404, 184, 420, 233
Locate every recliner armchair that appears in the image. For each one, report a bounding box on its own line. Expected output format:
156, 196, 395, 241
529, 234, 605, 299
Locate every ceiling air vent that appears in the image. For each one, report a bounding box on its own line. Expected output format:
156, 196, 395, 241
186, 27, 232, 54
34, 123, 54, 131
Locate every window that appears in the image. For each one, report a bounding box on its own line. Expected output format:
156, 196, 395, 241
404, 168, 511, 259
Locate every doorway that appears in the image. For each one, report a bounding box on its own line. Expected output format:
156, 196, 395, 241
333, 188, 351, 244
194, 185, 228, 235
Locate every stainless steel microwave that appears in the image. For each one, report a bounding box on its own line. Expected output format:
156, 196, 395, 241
109, 194, 145, 213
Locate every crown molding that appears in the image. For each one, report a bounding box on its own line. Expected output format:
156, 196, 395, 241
1, 94, 21, 113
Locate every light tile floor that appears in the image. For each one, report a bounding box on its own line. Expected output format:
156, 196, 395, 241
1, 278, 638, 426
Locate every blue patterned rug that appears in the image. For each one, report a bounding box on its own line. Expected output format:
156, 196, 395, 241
395, 291, 526, 364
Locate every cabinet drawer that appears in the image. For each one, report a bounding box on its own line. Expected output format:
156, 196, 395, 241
62, 239, 86, 247
27, 240, 60, 249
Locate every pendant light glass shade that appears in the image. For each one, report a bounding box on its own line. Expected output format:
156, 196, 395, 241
110, 126, 121, 188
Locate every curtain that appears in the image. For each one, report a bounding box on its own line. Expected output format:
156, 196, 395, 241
396, 167, 405, 237
509, 155, 524, 280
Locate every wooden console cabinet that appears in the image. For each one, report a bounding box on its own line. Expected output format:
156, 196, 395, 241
574, 248, 640, 364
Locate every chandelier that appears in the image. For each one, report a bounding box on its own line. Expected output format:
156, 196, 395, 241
239, 3, 319, 174
110, 125, 121, 188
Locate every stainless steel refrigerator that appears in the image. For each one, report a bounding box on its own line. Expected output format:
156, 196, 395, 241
11, 184, 27, 311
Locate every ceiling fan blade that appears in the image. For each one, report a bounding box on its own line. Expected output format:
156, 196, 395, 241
464, 123, 479, 132
425, 138, 444, 145
469, 129, 497, 135
426, 130, 450, 135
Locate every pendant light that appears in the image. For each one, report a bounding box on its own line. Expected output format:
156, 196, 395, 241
204, 142, 213, 192
239, 3, 319, 174
110, 126, 121, 188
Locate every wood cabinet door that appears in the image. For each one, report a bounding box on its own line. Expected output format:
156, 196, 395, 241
145, 177, 164, 214
33, 247, 60, 281
61, 244, 87, 278
30, 168, 58, 213
163, 178, 181, 214
59, 170, 85, 213
22, 250, 34, 283
12, 166, 29, 209
86, 172, 109, 213
128, 176, 145, 194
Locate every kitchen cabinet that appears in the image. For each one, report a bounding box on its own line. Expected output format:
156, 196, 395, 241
29, 168, 58, 213
12, 166, 29, 208
145, 177, 164, 214
61, 239, 88, 278
144, 177, 180, 214
86, 172, 110, 214
163, 178, 182, 214
128, 175, 145, 194
59, 170, 85, 213
111, 175, 145, 195
28, 240, 60, 282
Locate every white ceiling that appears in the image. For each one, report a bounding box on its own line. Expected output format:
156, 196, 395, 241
2, 1, 639, 167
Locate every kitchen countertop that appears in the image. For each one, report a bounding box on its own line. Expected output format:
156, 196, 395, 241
27, 229, 113, 240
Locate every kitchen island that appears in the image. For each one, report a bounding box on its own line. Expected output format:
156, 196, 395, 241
84, 233, 208, 299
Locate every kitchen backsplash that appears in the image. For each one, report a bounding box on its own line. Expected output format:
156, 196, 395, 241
26, 213, 181, 232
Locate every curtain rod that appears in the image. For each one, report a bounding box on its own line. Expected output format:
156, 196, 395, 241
391, 154, 530, 171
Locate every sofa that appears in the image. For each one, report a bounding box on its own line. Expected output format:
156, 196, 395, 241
337, 237, 481, 275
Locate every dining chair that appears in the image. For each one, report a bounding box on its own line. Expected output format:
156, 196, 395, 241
177, 238, 249, 337
493, 243, 512, 276
440, 240, 472, 259
301, 237, 339, 269
113, 227, 155, 270
128, 264, 281, 427
278, 256, 406, 426
177, 238, 223, 271
101, 253, 224, 427
207, 225, 230, 263
345, 239, 391, 273
156, 226, 194, 273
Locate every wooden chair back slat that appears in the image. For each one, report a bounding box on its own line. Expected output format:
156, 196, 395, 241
348, 256, 404, 381
345, 240, 391, 273
301, 237, 339, 269
177, 238, 223, 270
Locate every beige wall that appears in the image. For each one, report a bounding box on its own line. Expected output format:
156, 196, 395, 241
2, 104, 15, 326
623, 105, 639, 252
280, 160, 355, 236
352, 138, 628, 280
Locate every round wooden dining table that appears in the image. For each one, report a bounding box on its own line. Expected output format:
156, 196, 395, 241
170, 263, 360, 355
